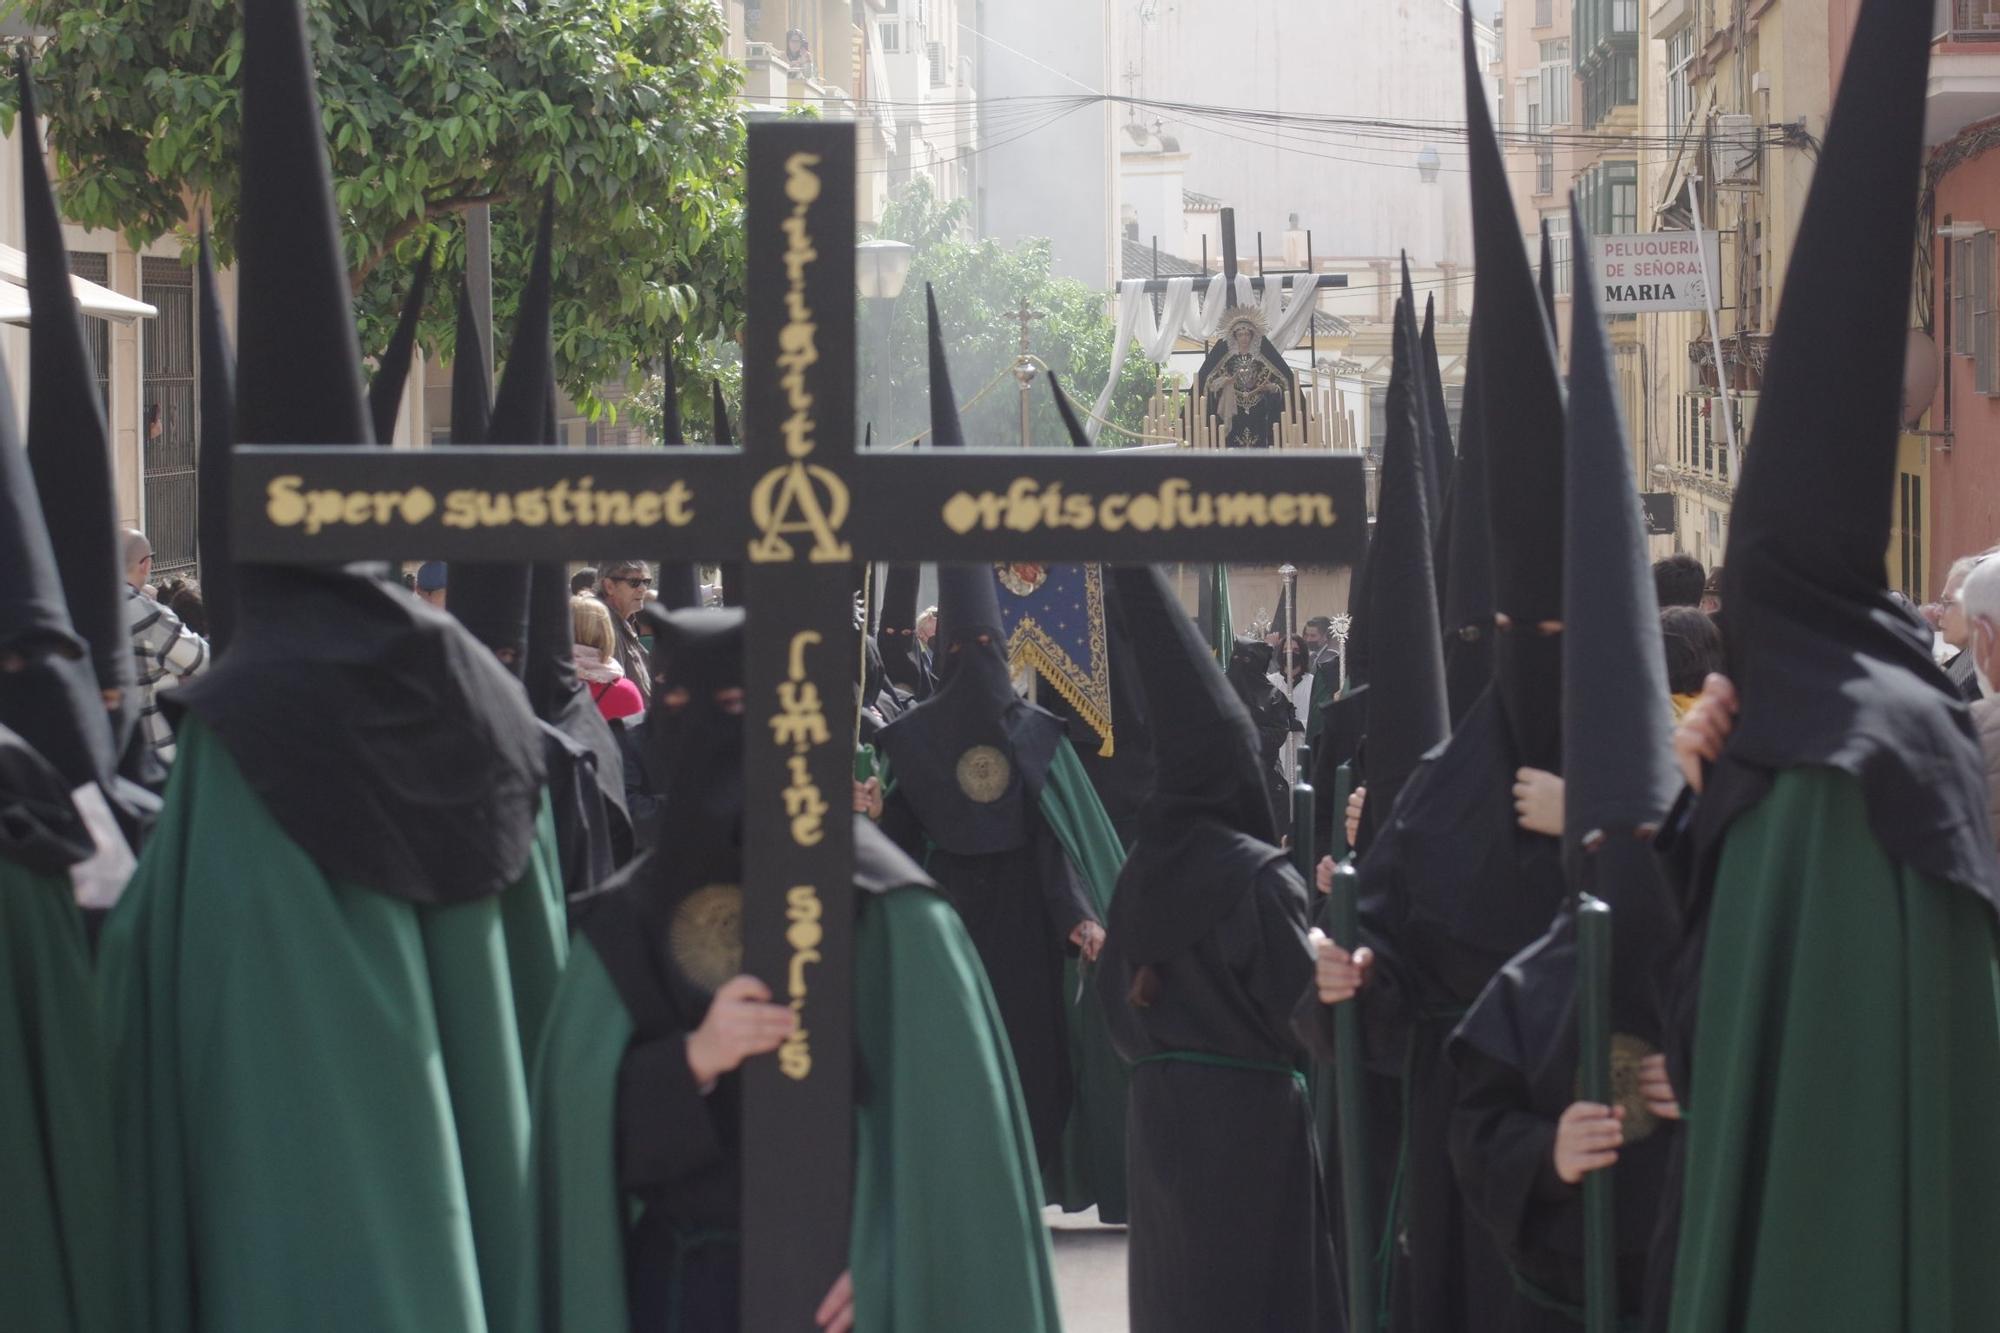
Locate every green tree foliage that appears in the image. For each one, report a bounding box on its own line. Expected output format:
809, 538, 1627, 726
7, 0, 745, 416
866, 178, 1157, 450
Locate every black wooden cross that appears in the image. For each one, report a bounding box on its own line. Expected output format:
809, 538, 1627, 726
229, 121, 1367, 1329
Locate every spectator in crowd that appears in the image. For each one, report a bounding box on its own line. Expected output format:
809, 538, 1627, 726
915, 603, 939, 679
570, 567, 597, 597
163, 578, 208, 638
1653, 553, 1706, 608
784, 26, 814, 78
122, 529, 210, 765
594, 559, 653, 698
1957, 556, 2000, 848
1701, 565, 1723, 615
571, 594, 644, 722
1661, 604, 1726, 719
1938, 553, 1989, 702
414, 560, 447, 610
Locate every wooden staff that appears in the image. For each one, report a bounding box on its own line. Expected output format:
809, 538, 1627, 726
1328, 854, 1373, 1330
1290, 744, 1314, 883
1577, 890, 1616, 1333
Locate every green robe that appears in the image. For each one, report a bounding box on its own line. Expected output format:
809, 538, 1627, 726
527, 882, 1064, 1332
1, 859, 119, 1333
102, 717, 565, 1333
1669, 768, 2000, 1331
1034, 736, 1131, 1222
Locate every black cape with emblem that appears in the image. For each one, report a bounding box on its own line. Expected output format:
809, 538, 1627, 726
1094, 562, 1342, 1333
875, 557, 1102, 1177
876, 298, 1121, 1208
1446, 205, 1681, 1328
526, 607, 1063, 1333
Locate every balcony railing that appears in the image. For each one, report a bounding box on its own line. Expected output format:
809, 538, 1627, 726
1944, 0, 2000, 41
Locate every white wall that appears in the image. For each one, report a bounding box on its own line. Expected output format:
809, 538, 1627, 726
972, 0, 1120, 286
1122, 0, 1492, 272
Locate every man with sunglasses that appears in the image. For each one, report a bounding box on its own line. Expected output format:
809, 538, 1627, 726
596, 560, 655, 700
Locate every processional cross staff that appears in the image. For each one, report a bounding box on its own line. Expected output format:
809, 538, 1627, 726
229, 121, 1368, 1330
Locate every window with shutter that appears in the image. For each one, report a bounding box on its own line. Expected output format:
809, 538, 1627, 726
1957, 237, 1974, 357
1978, 234, 1998, 396
928, 41, 945, 86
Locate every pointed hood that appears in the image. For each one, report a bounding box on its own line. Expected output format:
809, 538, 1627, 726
513, 208, 586, 721
1463, 3, 1566, 770
659, 339, 685, 445
1449, 221, 1686, 1108
169, 0, 545, 907
234, 0, 370, 450
1419, 293, 1455, 521
635, 605, 746, 886
873, 303, 1066, 853
449, 199, 554, 673
196, 223, 239, 655
1561, 202, 1677, 859
19, 58, 136, 743
1440, 303, 1495, 724
1401, 256, 1445, 525
0, 347, 114, 793
1359, 296, 1449, 843
926, 284, 966, 449
1107, 563, 1288, 964
710, 379, 734, 446
450, 275, 491, 444
1050, 370, 1093, 450
876, 562, 926, 695
1115, 565, 1274, 842
367, 245, 433, 446
655, 342, 703, 611
1706, 0, 1996, 903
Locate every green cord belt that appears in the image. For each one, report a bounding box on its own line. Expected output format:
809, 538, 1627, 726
1133, 1049, 1310, 1096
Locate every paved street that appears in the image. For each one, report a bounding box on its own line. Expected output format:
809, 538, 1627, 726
1049, 1208, 1129, 1333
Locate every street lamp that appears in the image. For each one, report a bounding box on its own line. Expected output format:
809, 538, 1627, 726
856, 239, 915, 452
855, 239, 915, 301
1416, 144, 1441, 184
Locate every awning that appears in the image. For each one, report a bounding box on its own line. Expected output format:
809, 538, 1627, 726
0, 242, 157, 323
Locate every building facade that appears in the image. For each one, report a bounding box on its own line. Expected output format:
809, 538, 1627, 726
1915, 1, 2000, 598
1638, 0, 1832, 574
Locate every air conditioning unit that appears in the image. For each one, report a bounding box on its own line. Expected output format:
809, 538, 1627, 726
1712, 113, 1762, 191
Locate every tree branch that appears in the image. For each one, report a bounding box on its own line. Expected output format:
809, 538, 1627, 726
349, 191, 512, 292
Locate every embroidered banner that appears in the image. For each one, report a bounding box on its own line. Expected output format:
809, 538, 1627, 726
991, 562, 1114, 756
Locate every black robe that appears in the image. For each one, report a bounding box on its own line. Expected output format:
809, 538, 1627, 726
1343, 689, 1569, 1333
540, 721, 621, 905
1445, 880, 1678, 1329
1096, 857, 1342, 1332
880, 783, 1093, 1167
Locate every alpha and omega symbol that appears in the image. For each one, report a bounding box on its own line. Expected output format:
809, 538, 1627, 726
955, 744, 1013, 803
748, 462, 852, 563
669, 883, 745, 993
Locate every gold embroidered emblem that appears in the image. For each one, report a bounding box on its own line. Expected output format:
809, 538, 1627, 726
955, 745, 1012, 803
996, 562, 1048, 597
1608, 1032, 1659, 1144
668, 883, 743, 992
